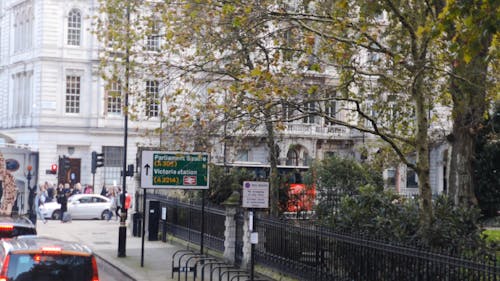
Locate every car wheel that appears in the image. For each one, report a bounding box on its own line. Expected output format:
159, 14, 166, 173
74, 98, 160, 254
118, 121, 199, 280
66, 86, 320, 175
52, 210, 61, 220
101, 210, 111, 220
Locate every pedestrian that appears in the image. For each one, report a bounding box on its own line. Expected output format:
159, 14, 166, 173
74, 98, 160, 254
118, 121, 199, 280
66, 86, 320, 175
100, 185, 108, 197
72, 182, 82, 195
46, 182, 55, 202
34, 185, 47, 224
107, 189, 117, 221
64, 183, 70, 194
115, 188, 123, 220
59, 190, 70, 223
84, 184, 93, 194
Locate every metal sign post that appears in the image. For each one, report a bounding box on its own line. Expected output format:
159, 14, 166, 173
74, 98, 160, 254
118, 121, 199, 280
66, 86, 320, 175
242, 181, 269, 281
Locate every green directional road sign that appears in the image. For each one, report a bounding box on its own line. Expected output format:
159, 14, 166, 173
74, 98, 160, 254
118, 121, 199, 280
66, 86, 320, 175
141, 151, 209, 189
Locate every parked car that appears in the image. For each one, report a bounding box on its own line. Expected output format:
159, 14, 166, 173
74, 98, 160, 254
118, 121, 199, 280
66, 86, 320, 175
0, 236, 99, 281
0, 215, 36, 238
40, 194, 111, 220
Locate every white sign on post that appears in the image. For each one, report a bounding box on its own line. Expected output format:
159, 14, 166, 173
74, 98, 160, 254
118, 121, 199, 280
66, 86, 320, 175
242, 181, 269, 208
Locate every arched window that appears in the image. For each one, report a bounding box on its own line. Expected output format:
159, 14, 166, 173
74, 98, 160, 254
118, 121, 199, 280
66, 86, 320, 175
67, 9, 81, 46
286, 149, 299, 166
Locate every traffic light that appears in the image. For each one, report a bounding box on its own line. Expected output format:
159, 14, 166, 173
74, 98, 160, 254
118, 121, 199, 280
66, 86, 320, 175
91, 151, 105, 174
96, 153, 105, 168
50, 164, 58, 174
46, 163, 58, 175
91, 151, 97, 174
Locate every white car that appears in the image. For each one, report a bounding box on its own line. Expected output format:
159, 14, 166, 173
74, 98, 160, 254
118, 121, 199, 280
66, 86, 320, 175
40, 194, 112, 220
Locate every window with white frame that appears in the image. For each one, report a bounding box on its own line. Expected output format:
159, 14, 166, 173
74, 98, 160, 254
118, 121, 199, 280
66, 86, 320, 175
364, 97, 377, 128
236, 150, 249, 162
386, 168, 396, 187
146, 20, 160, 51
107, 82, 122, 114
282, 102, 295, 121
67, 9, 82, 46
65, 75, 81, 113
102, 146, 123, 186
146, 80, 159, 117
325, 100, 337, 125
286, 149, 299, 166
407, 168, 418, 188
302, 101, 316, 124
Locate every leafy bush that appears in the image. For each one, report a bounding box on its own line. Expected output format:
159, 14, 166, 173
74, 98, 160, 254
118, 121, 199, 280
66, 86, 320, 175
207, 164, 255, 204
331, 185, 488, 254
308, 156, 383, 221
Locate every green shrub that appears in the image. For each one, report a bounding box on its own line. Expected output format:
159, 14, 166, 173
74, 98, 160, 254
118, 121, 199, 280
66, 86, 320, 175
331, 185, 489, 255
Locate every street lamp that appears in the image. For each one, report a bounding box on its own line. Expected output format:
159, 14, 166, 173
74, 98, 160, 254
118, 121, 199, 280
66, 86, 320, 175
118, 0, 131, 258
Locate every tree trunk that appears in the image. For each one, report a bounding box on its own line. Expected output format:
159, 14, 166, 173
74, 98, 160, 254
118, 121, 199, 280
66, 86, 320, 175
447, 56, 488, 208
448, 130, 477, 207
415, 90, 434, 227
444, 1, 494, 209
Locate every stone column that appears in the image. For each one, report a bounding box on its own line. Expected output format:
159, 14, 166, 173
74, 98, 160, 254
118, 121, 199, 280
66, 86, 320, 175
222, 191, 241, 263
223, 206, 237, 263
241, 209, 252, 269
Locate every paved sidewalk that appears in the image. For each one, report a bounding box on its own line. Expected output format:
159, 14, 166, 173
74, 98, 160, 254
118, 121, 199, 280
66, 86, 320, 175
36, 219, 193, 281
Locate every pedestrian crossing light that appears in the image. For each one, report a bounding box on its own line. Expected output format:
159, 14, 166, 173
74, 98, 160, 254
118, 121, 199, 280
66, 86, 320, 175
50, 164, 58, 174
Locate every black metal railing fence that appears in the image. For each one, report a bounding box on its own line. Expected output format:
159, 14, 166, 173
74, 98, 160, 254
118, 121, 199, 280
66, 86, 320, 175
135, 192, 499, 281
137, 192, 226, 252
254, 216, 499, 281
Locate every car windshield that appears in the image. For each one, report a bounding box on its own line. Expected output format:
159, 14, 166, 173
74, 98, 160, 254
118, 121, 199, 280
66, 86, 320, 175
6, 253, 93, 281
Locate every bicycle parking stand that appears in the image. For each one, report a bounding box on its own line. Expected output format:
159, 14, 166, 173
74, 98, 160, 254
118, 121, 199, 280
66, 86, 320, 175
229, 273, 250, 281
171, 249, 197, 281
193, 257, 218, 281
183, 254, 207, 281
210, 265, 235, 281
220, 269, 249, 281
200, 261, 227, 281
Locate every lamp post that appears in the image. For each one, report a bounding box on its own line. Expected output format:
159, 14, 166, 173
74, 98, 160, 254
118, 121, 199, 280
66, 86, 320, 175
118, 0, 131, 258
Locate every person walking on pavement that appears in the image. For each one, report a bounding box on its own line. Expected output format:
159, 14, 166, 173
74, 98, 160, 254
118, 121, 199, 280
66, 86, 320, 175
100, 185, 108, 197
35, 185, 47, 224
108, 189, 118, 221
72, 182, 82, 195
58, 190, 70, 223
46, 182, 55, 202
115, 188, 123, 220
84, 184, 93, 194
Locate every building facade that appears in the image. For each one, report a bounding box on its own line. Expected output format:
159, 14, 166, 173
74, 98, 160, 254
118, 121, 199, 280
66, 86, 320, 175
0, 0, 153, 194
0, 0, 448, 202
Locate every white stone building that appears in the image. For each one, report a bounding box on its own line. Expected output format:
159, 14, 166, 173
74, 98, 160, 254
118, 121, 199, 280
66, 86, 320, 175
0, 0, 154, 194
0, 0, 449, 201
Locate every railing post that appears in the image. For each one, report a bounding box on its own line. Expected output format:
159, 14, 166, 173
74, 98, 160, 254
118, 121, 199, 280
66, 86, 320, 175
241, 209, 252, 270
223, 205, 237, 263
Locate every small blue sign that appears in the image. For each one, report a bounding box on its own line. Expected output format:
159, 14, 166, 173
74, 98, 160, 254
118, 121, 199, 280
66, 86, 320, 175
5, 159, 20, 172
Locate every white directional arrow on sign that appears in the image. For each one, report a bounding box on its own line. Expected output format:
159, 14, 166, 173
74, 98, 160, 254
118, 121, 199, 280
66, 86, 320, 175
140, 151, 154, 188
